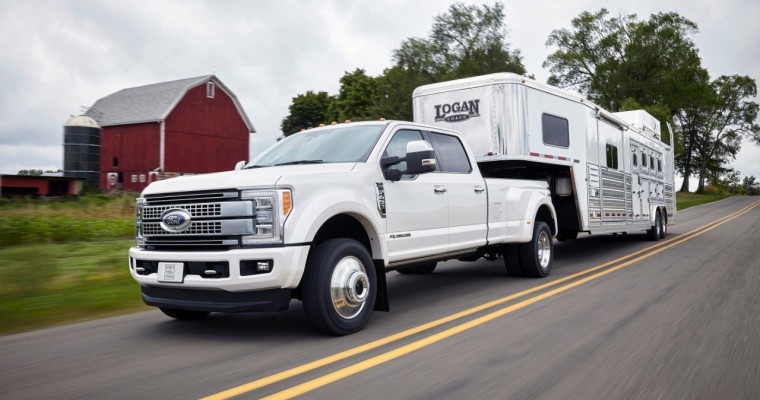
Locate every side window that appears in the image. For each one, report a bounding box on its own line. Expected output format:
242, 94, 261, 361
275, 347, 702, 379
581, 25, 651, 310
641, 152, 647, 168
542, 114, 569, 147
605, 144, 618, 169
649, 156, 655, 171
632, 152, 638, 167
657, 159, 662, 173
383, 129, 424, 174
428, 132, 472, 173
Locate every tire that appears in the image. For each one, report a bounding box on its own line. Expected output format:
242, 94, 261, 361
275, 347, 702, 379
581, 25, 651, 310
518, 221, 553, 278
556, 230, 577, 242
302, 239, 376, 335
660, 214, 667, 239
647, 212, 662, 241
396, 262, 437, 275
502, 244, 523, 276
159, 308, 210, 320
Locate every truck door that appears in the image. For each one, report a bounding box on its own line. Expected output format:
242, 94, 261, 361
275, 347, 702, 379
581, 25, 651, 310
427, 131, 487, 252
382, 129, 449, 262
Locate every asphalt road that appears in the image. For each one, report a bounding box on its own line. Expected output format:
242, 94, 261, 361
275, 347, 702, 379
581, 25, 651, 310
2, 196, 759, 400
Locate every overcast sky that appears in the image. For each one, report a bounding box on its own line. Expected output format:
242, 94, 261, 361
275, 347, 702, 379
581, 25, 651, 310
1, 0, 758, 185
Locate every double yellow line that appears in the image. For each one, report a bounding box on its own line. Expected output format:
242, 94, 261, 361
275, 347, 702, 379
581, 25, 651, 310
203, 199, 760, 400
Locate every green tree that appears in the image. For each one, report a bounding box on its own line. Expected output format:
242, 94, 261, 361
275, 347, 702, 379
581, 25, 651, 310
17, 169, 43, 176
280, 91, 336, 136
542, 9, 760, 193
394, 2, 525, 80
743, 175, 759, 195
693, 75, 760, 192
329, 69, 380, 122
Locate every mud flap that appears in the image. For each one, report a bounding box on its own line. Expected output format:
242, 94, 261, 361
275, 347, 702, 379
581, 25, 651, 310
373, 260, 389, 312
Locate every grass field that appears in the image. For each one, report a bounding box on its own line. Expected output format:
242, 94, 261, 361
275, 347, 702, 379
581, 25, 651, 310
0, 191, 737, 335
675, 191, 730, 210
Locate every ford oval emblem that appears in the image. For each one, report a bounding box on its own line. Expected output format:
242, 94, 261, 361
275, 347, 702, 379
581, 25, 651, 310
160, 209, 192, 232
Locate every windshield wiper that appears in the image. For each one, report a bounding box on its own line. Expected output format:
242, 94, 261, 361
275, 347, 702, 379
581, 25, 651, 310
242, 165, 267, 169
274, 160, 324, 166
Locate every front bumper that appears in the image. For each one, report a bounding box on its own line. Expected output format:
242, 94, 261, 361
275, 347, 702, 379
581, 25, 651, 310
128, 245, 311, 293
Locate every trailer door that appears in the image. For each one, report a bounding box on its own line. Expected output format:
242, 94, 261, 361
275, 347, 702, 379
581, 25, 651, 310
630, 142, 643, 221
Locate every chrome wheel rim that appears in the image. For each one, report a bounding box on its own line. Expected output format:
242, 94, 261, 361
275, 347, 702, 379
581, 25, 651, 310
330, 256, 369, 320
537, 230, 551, 271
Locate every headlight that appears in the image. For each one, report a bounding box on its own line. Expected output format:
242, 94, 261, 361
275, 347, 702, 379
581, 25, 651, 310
240, 189, 292, 245
135, 197, 146, 247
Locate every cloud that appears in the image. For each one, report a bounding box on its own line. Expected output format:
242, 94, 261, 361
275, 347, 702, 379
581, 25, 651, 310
0, 0, 758, 179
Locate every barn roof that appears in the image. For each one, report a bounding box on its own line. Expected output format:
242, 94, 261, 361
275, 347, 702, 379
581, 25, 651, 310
85, 75, 254, 132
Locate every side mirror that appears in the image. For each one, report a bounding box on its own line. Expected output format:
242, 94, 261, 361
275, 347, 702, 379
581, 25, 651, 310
404, 140, 436, 175
234, 160, 246, 170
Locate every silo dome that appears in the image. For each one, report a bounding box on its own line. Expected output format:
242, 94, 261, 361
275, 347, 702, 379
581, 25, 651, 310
63, 115, 102, 188
64, 115, 101, 128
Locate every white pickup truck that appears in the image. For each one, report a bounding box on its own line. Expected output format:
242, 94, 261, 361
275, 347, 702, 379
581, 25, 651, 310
130, 120, 556, 334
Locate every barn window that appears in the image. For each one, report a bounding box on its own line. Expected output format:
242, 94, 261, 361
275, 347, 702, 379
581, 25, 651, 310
542, 113, 569, 147
206, 81, 215, 98
606, 144, 618, 169
131, 174, 137, 183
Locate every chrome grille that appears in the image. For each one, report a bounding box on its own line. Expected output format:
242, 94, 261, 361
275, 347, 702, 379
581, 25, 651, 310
143, 203, 222, 220
142, 221, 223, 235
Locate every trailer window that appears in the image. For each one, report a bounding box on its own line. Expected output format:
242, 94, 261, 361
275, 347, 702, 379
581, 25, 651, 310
657, 159, 662, 172
641, 152, 647, 168
428, 132, 472, 173
606, 144, 618, 169
649, 156, 655, 170
542, 114, 569, 148
632, 153, 638, 167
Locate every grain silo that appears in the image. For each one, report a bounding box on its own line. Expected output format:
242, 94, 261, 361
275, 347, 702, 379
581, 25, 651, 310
63, 115, 101, 187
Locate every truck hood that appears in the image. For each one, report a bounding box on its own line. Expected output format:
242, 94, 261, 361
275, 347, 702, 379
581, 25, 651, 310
141, 163, 357, 195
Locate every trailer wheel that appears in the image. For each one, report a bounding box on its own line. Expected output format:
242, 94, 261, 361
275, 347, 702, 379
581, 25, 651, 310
647, 212, 662, 241
159, 308, 210, 320
519, 222, 553, 278
660, 214, 667, 239
502, 244, 523, 276
397, 262, 437, 274
302, 238, 376, 335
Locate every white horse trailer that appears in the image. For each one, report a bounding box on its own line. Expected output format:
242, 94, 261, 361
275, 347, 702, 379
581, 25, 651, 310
413, 73, 676, 241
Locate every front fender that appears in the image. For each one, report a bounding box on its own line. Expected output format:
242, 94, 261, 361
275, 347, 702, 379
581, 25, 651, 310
283, 187, 386, 261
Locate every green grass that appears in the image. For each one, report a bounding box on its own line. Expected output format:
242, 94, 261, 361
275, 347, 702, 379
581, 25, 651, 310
676, 192, 730, 210
0, 239, 148, 335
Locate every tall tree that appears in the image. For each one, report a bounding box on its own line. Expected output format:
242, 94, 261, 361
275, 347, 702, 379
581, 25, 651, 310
693, 75, 760, 192
329, 69, 380, 122
280, 91, 335, 136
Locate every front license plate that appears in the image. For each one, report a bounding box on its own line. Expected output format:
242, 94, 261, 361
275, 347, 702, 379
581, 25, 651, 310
158, 262, 184, 283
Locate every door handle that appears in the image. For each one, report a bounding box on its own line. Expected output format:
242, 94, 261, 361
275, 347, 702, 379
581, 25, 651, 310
434, 185, 447, 193
474, 185, 485, 193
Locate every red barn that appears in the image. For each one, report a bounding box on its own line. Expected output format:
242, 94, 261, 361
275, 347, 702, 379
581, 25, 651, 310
86, 75, 254, 192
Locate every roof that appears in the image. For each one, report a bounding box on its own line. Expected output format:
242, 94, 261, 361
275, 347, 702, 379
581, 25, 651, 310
64, 115, 100, 128
85, 75, 255, 132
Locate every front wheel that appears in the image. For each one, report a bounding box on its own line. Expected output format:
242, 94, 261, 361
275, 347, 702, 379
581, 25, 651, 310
518, 221, 553, 278
302, 239, 376, 335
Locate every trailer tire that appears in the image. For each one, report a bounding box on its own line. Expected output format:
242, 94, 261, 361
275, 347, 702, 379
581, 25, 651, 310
518, 222, 553, 278
647, 212, 662, 241
302, 238, 376, 335
397, 262, 437, 275
502, 244, 523, 276
660, 214, 667, 239
159, 308, 210, 320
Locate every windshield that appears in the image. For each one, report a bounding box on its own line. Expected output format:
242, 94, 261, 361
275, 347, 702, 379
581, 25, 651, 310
248, 124, 386, 167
